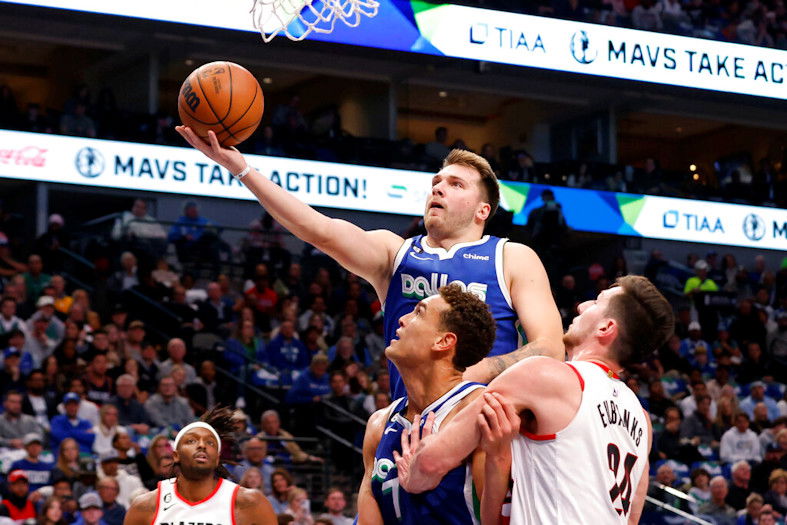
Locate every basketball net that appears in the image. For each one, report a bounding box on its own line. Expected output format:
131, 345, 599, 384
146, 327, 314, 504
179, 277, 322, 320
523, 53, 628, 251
251, 0, 379, 42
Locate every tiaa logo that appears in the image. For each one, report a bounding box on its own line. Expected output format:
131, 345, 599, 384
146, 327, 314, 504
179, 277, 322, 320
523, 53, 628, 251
401, 273, 488, 302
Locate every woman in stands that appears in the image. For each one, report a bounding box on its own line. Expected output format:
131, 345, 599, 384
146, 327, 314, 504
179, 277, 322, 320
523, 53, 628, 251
268, 469, 295, 514
52, 438, 81, 485
239, 467, 263, 492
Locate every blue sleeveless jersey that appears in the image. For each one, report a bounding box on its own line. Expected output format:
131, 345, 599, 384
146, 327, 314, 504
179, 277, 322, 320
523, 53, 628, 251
384, 235, 520, 399
371, 381, 484, 525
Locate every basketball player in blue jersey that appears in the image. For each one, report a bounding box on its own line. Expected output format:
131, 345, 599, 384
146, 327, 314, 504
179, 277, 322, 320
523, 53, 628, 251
124, 407, 276, 525
357, 283, 497, 524
177, 127, 564, 395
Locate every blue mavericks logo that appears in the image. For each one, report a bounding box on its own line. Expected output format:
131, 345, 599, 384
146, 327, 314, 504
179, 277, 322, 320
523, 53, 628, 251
75, 147, 104, 178
743, 213, 766, 241
570, 31, 596, 64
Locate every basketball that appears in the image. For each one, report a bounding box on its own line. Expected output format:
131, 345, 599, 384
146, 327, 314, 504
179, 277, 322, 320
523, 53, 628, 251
178, 61, 264, 147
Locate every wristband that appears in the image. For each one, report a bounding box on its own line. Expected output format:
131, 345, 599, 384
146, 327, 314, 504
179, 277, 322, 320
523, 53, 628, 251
233, 165, 251, 180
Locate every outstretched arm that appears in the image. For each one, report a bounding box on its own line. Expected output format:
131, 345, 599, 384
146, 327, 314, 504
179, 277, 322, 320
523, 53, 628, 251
176, 127, 403, 297
464, 243, 564, 384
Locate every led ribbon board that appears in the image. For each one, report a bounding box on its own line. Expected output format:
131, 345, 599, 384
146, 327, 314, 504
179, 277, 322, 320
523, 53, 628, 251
2, 0, 786, 99
1, 129, 785, 250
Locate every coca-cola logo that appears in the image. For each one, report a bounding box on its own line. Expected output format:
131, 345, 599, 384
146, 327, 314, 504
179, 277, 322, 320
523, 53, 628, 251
0, 146, 47, 167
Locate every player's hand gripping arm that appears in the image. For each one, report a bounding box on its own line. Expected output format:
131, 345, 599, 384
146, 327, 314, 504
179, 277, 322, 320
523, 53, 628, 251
479, 392, 520, 525
357, 409, 387, 525
176, 127, 402, 295
234, 486, 277, 525
464, 243, 565, 384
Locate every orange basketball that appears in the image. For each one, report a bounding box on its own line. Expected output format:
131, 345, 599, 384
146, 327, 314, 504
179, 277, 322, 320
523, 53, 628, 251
178, 61, 264, 147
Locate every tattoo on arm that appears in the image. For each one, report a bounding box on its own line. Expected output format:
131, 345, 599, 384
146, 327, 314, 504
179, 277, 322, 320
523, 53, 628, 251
486, 342, 547, 378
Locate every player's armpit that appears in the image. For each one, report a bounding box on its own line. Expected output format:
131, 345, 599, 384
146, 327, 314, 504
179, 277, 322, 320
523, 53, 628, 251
234, 487, 276, 525
123, 491, 157, 525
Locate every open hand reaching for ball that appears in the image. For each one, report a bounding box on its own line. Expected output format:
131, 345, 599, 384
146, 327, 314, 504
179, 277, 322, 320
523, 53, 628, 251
176, 126, 247, 176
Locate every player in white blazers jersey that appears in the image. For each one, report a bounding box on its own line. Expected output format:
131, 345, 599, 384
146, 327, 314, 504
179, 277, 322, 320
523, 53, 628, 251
123, 407, 276, 525
393, 276, 675, 525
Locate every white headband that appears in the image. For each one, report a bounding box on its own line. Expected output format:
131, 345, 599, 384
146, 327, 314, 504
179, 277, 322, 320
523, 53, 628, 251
174, 422, 221, 451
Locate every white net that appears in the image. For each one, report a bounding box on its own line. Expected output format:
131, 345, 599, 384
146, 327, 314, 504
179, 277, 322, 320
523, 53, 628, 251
251, 0, 379, 42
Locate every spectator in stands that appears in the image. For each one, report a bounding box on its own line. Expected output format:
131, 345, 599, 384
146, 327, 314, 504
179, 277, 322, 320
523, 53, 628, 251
158, 338, 196, 384
768, 311, 787, 373
688, 468, 711, 514
25, 297, 60, 367
738, 492, 765, 525
51, 392, 96, 453
741, 381, 781, 421
49, 275, 72, 315
738, 343, 771, 384
135, 340, 160, 395
267, 468, 294, 514
108, 252, 139, 292
95, 477, 124, 525
1, 345, 28, 394
0, 470, 36, 522
321, 370, 360, 472
0, 390, 43, 450
21, 369, 57, 429
52, 438, 81, 485
698, 476, 737, 524
685, 260, 720, 297
245, 265, 279, 329
284, 487, 312, 525
144, 375, 193, 429
267, 320, 308, 384
197, 282, 234, 336
681, 322, 710, 361
764, 468, 787, 515
84, 353, 113, 406
319, 488, 352, 525
0, 232, 27, 278
257, 410, 315, 463
233, 437, 274, 495
10, 433, 53, 491
98, 451, 142, 509
680, 381, 718, 419
239, 467, 264, 492
526, 189, 567, 258
73, 493, 106, 525
647, 463, 686, 510
506, 151, 538, 183
38, 496, 68, 525
60, 102, 96, 138
680, 393, 722, 451
32, 214, 69, 273
424, 126, 449, 164
111, 199, 167, 251
727, 460, 753, 510
648, 379, 677, 418
731, 300, 768, 353
58, 378, 99, 426
760, 417, 787, 456
167, 201, 215, 263
1, 296, 28, 337
286, 353, 331, 406
720, 412, 762, 464
92, 404, 125, 456
328, 337, 361, 372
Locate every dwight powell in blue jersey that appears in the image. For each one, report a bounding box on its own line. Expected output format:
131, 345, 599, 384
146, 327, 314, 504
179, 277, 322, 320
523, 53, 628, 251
177, 131, 564, 389
356, 283, 497, 524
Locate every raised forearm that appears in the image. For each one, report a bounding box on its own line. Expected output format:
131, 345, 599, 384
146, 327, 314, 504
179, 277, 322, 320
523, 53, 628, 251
481, 452, 510, 525
465, 338, 563, 384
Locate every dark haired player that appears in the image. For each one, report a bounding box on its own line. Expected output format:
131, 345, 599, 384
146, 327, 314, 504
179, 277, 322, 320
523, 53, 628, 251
395, 276, 675, 525
123, 407, 275, 525
357, 283, 497, 524
176, 128, 564, 397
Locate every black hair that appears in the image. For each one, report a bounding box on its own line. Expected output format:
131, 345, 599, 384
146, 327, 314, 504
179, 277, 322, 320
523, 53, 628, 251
171, 405, 238, 480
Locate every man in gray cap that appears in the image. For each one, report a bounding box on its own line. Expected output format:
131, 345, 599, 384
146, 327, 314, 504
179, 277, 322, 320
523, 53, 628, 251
9, 433, 53, 491
75, 493, 107, 525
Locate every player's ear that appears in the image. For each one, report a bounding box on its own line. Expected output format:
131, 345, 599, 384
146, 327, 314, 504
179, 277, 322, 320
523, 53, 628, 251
596, 318, 618, 344
172, 449, 180, 464
476, 201, 491, 222
434, 331, 457, 353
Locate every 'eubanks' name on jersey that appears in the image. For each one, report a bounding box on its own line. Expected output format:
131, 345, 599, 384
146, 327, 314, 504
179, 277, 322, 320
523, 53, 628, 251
596, 398, 644, 447
401, 273, 488, 302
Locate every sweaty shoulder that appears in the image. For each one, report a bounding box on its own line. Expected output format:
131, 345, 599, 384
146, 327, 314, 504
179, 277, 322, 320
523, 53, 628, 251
368, 404, 393, 435
489, 357, 577, 401
124, 490, 156, 525
234, 487, 276, 525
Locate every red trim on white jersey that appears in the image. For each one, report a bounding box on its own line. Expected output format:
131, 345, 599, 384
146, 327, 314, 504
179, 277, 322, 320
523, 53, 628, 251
230, 485, 239, 525
566, 363, 585, 391
520, 430, 556, 441
174, 477, 224, 506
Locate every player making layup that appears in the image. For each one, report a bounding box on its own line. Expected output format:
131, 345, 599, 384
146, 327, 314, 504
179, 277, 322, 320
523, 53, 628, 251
175, 127, 564, 398
392, 276, 675, 525
123, 407, 276, 525
358, 283, 497, 524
